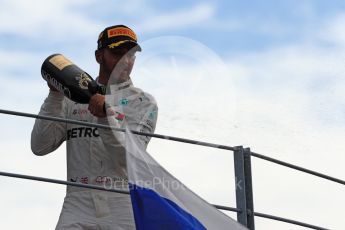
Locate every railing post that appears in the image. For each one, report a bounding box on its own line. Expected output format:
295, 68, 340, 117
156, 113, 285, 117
234, 146, 255, 229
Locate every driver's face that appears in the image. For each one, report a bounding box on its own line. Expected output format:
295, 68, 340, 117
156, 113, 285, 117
99, 47, 136, 83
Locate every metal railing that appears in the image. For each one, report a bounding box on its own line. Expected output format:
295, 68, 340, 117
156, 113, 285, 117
0, 108, 342, 230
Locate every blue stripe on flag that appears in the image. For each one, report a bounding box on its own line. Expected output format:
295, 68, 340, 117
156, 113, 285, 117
129, 183, 207, 230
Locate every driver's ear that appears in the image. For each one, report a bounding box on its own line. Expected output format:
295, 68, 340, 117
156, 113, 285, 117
95, 50, 103, 64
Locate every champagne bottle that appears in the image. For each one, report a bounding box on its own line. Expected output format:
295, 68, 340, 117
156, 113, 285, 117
41, 54, 102, 103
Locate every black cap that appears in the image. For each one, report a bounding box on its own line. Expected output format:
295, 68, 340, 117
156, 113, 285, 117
97, 25, 141, 51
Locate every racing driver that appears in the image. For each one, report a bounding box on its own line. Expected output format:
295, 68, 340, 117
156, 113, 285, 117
31, 25, 158, 229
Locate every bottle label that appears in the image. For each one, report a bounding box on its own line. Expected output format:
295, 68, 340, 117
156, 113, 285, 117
49, 54, 73, 70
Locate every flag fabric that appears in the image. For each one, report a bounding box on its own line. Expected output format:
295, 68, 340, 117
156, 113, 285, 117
124, 129, 247, 230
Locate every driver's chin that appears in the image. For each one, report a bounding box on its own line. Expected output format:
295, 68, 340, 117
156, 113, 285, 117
108, 70, 129, 84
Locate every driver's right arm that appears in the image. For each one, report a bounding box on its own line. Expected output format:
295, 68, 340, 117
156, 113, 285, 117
31, 90, 68, 156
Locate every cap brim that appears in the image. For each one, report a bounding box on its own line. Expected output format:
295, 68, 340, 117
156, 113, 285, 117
108, 40, 142, 52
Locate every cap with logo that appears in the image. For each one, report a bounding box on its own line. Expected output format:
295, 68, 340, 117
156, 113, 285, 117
97, 25, 141, 51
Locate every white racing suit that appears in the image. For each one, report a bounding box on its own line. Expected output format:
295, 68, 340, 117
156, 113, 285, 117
31, 79, 158, 230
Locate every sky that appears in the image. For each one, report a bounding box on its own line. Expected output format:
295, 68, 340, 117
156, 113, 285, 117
0, 0, 345, 229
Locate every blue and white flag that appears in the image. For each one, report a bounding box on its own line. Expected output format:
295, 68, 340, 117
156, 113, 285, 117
124, 129, 247, 230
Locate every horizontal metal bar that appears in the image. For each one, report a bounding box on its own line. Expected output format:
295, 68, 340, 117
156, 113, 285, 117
214, 205, 329, 230
0, 170, 129, 194
1, 108, 344, 186
0, 170, 330, 230
0, 108, 236, 151
253, 211, 330, 230
250, 151, 345, 186
213, 204, 241, 213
